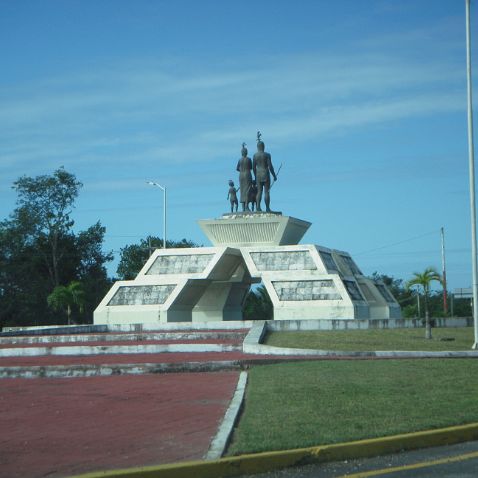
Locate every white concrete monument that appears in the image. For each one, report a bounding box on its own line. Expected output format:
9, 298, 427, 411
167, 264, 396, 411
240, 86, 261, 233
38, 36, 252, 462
95, 133, 400, 325
94, 212, 400, 325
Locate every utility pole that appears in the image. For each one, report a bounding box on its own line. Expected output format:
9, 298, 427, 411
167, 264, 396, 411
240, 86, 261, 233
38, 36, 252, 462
441, 227, 448, 315
465, 0, 478, 348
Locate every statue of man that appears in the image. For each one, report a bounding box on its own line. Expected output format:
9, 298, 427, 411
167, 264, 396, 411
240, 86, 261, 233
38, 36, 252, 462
253, 131, 277, 212
236, 142, 253, 211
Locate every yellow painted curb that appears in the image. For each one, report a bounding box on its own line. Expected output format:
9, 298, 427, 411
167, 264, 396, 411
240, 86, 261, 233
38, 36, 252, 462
71, 422, 478, 478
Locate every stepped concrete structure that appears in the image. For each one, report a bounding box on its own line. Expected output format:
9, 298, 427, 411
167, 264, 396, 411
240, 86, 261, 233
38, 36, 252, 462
94, 212, 401, 325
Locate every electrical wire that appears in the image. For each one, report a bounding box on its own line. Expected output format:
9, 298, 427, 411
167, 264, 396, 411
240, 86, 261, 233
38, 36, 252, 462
353, 229, 440, 256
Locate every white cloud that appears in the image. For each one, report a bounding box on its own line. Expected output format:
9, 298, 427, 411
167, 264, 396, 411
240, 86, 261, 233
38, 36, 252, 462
0, 43, 467, 187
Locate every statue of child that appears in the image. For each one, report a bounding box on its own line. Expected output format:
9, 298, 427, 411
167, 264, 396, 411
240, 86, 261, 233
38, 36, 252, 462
247, 179, 258, 212
227, 180, 239, 213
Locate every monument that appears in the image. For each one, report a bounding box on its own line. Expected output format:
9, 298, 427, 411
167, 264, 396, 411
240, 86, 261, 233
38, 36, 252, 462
94, 134, 400, 325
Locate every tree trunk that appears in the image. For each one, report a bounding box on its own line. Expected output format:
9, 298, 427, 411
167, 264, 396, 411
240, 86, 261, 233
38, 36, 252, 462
67, 304, 71, 325
51, 232, 60, 287
424, 294, 432, 339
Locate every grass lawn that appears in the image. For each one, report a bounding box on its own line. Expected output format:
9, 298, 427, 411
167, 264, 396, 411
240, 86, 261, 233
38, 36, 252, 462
264, 327, 475, 351
227, 359, 478, 456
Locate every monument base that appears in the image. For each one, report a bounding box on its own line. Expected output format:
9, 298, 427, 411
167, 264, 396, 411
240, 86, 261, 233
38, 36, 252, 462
198, 213, 311, 248
94, 215, 400, 325
94, 214, 400, 325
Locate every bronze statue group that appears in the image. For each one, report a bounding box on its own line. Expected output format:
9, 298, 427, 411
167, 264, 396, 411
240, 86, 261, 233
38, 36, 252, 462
227, 131, 278, 213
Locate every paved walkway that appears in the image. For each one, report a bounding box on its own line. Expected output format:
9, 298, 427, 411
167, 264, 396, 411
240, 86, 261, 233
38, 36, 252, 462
0, 328, 251, 477
2, 324, 474, 478
0, 372, 239, 478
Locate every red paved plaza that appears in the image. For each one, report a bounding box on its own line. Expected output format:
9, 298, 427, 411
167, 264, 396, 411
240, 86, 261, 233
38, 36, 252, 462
0, 372, 239, 478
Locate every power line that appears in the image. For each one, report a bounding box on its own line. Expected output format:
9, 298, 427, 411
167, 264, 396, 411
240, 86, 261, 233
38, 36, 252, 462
353, 229, 440, 256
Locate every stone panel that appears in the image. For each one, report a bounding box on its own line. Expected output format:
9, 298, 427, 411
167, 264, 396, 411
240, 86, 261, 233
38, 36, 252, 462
375, 283, 395, 303
250, 251, 316, 271
146, 254, 214, 275
272, 280, 342, 301
358, 282, 376, 301
344, 280, 365, 301
108, 285, 176, 306
340, 255, 362, 276
319, 251, 338, 271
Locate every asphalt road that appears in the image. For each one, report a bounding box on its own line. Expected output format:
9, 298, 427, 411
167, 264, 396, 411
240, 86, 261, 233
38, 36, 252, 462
239, 440, 478, 478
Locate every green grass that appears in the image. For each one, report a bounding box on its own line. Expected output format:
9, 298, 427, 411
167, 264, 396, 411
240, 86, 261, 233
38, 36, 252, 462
264, 327, 475, 351
228, 359, 478, 456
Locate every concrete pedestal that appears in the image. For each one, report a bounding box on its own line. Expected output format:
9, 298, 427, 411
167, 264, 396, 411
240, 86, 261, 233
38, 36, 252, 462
94, 214, 400, 325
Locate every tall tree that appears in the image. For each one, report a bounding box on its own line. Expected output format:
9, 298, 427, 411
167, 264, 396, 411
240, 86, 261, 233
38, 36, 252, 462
12, 167, 82, 287
406, 267, 442, 339
117, 236, 198, 280
0, 169, 112, 328
75, 222, 113, 320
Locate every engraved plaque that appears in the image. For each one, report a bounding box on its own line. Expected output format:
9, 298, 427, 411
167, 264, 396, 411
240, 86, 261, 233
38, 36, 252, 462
250, 251, 316, 271
146, 254, 214, 275
108, 285, 175, 305
272, 280, 341, 301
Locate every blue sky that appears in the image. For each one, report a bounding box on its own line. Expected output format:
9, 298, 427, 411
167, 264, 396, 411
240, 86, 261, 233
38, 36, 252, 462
0, 0, 476, 290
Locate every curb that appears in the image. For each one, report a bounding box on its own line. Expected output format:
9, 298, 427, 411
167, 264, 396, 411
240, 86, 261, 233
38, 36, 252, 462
244, 321, 478, 358
71, 422, 478, 478
0, 356, 332, 379
0, 360, 244, 379
206, 371, 248, 460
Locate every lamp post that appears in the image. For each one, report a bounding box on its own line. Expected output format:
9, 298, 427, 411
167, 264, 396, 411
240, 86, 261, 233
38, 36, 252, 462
465, 0, 478, 348
146, 181, 167, 249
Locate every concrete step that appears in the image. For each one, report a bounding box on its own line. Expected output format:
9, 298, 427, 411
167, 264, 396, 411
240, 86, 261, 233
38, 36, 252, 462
0, 353, 313, 378
0, 335, 247, 347
0, 351, 253, 367
0, 330, 248, 344
0, 342, 243, 357
0, 322, 254, 336
0, 339, 243, 349
0, 323, 257, 378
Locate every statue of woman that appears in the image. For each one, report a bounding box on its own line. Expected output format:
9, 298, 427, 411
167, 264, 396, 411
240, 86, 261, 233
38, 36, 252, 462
236, 142, 253, 211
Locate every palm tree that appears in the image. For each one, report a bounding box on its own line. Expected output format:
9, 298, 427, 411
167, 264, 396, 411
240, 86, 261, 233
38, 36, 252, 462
406, 267, 442, 339
47, 281, 85, 325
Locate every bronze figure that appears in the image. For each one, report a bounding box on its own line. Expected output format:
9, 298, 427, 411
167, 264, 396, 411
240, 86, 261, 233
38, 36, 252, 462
236, 142, 253, 211
253, 131, 277, 212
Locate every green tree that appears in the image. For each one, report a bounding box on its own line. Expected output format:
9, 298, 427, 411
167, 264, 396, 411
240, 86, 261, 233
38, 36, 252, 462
116, 236, 198, 280
47, 281, 86, 325
0, 169, 112, 328
12, 167, 82, 288
406, 267, 442, 339
243, 284, 273, 320
75, 222, 114, 321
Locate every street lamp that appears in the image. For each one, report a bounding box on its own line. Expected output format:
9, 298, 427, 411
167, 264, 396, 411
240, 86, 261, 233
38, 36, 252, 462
146, 181, 167, 249
465, 0, 478, 348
